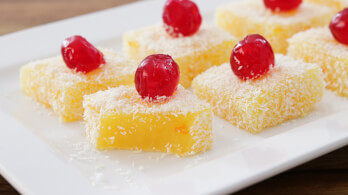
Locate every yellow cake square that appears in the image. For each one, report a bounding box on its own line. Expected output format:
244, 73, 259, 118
288, 27, 348, 97
123, 24, 237, 88
20, 49, 137, 122
83, 85, 212, 156
192, 54, 324, 133
305, 0, 348, 12
215, 0, 333, 54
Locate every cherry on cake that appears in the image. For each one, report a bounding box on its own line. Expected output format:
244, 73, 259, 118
83, 54, 213, 156
123, 0, 237, 88
20, 35, 137, 122
288, 9, 348, 97
192, 34, 324, 133
215, 0, 333, 54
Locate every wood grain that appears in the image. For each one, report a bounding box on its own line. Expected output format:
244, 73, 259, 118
0, 0, 139, 35
0, 0, 347, 194
236, 146, 348, 195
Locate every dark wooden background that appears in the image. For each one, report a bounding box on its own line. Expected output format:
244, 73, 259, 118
0, 0, 347, 194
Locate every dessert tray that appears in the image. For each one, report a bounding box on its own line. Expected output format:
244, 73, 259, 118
0, 0, 347, 194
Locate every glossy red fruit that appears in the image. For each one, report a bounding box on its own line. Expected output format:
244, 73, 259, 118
162, 0, 202, 37
230, 34, 275, 80
330, 8, 348, 45
61, 35, 105, 73
135, 54, 180, 101
263, 0, 302, 12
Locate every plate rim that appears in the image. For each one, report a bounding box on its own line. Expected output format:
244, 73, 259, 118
0, 0, 347, 194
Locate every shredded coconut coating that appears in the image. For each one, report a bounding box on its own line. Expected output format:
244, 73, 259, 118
288, 27, 348, 97
305, 0, 348, 12
83, 85, 213, 156
20, 48, 137, 122
123, 24, 237, 87
124, 24, 234, 58
83, 85, 210, 114
192, 54, 324, 133
215, 0, 334, 53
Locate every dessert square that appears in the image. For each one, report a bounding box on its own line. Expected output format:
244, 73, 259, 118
83, 85, 212, 156
305, 0, 348, 12
288, 27, 348, 97
123, 24, 237, 88
215, 0, 333, 54
192, 54, 324, 133
20, 49, 137, 122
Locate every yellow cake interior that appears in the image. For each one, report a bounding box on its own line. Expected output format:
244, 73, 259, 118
83, 86, 213, 156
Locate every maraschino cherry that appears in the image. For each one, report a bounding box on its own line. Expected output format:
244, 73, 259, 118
162, 0, 202, 37
230, 34, 275, 80
135, 54, 180, 101
263, 0, 302, 12
61, 35, 105, 73
330, 8, 348, 45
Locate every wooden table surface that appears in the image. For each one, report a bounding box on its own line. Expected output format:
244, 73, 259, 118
0, 0, 347, 194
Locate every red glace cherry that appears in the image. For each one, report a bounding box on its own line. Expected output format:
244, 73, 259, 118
330, 8, 348, 45
230, 34, 275, 80
135, 54, 180, 101
263, 0, 302, 12
61, 35, 105, 73
162, 0, 202, 37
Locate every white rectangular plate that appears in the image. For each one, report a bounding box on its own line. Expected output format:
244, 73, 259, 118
0, 0, 347, 194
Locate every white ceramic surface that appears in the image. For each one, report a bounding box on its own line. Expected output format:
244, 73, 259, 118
0, 0, 347, 194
